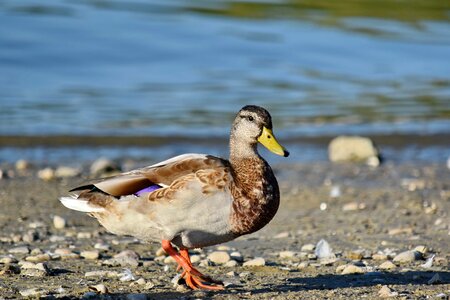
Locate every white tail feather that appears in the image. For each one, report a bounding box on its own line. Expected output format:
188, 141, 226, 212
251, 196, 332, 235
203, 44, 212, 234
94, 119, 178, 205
59, 196, 105, 213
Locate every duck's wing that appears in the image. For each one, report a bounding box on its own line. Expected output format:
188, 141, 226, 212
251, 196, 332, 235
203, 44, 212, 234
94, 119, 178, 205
70, 153, 229, 197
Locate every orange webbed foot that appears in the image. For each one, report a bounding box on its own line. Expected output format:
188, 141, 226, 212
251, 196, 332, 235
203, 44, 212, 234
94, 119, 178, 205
162, 240, 224, 291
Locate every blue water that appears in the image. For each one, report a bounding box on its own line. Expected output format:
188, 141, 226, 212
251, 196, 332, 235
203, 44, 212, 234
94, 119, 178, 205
0, 1, 449, 163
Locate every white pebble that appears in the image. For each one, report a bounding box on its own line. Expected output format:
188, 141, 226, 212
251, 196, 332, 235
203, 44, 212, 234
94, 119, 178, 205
38, 168, 55, 181
341, 264, 365, 275
378, 261, 397, 270
315, 239, 334, 259
393, 250, 421, 263
80, 250, 100, 260
53, 215, 66, 229
243, 257, 265, 267
279, 251, 296, 259
207, 251, 230, 264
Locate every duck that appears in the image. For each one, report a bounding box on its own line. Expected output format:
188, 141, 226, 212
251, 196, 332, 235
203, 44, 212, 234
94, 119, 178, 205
60, 105, 289, 290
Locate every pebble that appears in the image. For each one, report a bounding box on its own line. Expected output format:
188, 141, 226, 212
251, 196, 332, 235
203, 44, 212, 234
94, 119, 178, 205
53, 215, 66, 229
104, 250, 140, 267
94, 242, 111, 251
55, 166, 80, 178
20, 262, 50, 277
378, 261, 397, 270
22, 230, 39, 243
341, 264, 365, 275
164, 256, 176, 264
230, 251, 243, 262
393, 250, 421, 263
90, 158, 120, 176
135, 278, 146, 285
77, 232, 93, 239
190, 255, 201, 264
328, 136, 379, 164
155, 247, 166, 257
19, 288, 48, 297
224, 260, 238, 267
207, 251, 231, 264
388, 227, 413, 235
279, 251, 296, 259
85, 270, 119, 278
301, 244, 315, 252
38, 168, 55, 181
378, 285, 398, 298
243, 257, 265, 267
89, 284, 108, 294
216, 245, 231, 251
49, 235, 66, 242
273, 231, 289, 239
9, 246, 30, 254
342, 202, 366, 211
0, 256, 18, 264
25, 254, 51, 262
414, 245, 427, 255
81, 250, 100, 260
16, 159, 32, 171
226, 271, 237, 277
315, 239, 334, 259
345, 250, 364, 260
28, 221, 46, 229
372, 253, 388, 260
297, 261, 309, 269
30, 248, 43, 255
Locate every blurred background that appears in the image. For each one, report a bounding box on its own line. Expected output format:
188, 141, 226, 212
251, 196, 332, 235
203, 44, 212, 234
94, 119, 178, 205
0, 0, 449, 164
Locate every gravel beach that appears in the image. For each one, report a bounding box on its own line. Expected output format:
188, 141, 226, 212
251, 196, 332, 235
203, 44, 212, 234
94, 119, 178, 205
0, 160, 449, 299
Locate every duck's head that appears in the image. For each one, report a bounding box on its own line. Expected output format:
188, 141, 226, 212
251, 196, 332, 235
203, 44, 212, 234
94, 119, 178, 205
231, 105, 289, 157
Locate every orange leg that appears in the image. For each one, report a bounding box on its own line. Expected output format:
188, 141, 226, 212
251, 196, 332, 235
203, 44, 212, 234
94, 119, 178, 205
161, 240, 224, 291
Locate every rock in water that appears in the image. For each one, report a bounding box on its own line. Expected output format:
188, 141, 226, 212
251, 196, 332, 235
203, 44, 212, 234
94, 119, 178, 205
328, 136, 380, 165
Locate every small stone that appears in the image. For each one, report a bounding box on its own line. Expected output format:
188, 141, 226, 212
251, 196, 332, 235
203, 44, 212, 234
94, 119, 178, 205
273, 231, 289, 239
372, 253, 388, 261
315, 239, 334, 259
77, 232, 92, 239
119, 269, 136, 281
80, 250, 100, 260
85, 270, 119, 278
145, 281, 155, 289
345, 250, 364, 260
22, 230, 39, 243
393, 250, 421, 263
55, 166, 80, 178
207, 251, 231, 264
224, 260, 238, 267
216, 245, 231, 251
378, 285, 398, 298
414, 245, 427, 255
388, 227, 413, 235
20, 288, 47, 297
25, 254, 51, 262
230, 251, 243, 262
28, 221, 46, 229
190, 255, 201, 264
342, 202, 366, 211
104, 250, 140, 267
328, 136, 379, 163
226, 271, 237, 277
297, 261, 309, 269
301, 244, 315, 252
279, 251, 296, 259
49, 235, 66, 242
20, 262, 50, 277
379, 261, 397, 270
135, 278, 146, 285
16, 159, 31, 171
30, 248, 43, 255
164, 256, 176, 264
90, 158, 120, 176
341, 264, 365, 275
9, 246, 30, 254
38, 168, 55, 181
243, 257, 265, 267
53, 215, 66, 229
155, 247, 166, 257
54, 248, 73, 255
89, 284, 108, 294
336, 264, 347, 273
94, 242, 111, 251
0, 256, 18, 264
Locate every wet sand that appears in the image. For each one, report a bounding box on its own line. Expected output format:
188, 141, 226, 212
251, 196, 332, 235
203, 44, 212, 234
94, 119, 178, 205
0, 161, 449, 299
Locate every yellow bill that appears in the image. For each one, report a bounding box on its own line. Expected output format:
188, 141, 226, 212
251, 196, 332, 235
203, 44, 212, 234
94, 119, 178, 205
258, 127, 289, 157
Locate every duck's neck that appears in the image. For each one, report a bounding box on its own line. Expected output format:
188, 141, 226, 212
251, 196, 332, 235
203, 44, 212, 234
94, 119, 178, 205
228, 139, 280, 236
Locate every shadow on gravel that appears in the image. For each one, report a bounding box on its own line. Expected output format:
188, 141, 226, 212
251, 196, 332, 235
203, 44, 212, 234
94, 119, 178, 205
248, 271, 450, 294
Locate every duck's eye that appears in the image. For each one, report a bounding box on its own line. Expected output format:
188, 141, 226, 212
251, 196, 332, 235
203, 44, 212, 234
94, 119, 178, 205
248, 116, 254, 122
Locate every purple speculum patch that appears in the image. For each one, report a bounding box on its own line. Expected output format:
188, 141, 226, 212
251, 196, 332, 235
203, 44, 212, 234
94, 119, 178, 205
134, 184, 162, 196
